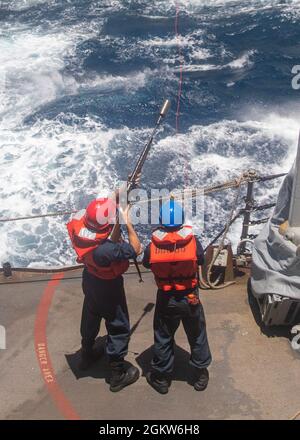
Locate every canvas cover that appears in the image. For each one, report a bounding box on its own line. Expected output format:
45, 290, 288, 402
251, 163, 300, 300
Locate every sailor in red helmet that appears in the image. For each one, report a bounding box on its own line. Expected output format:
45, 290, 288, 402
142, 199, 212, 394
67, 194, 141, 392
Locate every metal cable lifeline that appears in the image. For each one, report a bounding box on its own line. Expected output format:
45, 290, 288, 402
0, 170, 287, 224
0, 265, 152, 285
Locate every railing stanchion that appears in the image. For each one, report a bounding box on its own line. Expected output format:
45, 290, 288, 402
240, 181, 254, 254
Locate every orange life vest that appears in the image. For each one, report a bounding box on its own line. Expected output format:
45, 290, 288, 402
66, 210, 129, 280
149, 225, 198, 292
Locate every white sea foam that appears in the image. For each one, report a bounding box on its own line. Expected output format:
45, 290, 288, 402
114, 27, 211, 67
177, 0, 298, 9
0, 0, 48, 9
227, 51, 255, 69
0, 116, 147, 266
0, 24, 152, 130
0, 13, 152, 266
144, 36, 190, 48
165, 0, 300, 20
82, 70, 151, 92
151, 113, 298, 247
0, 28, 87, 128
180, 50, 255, 73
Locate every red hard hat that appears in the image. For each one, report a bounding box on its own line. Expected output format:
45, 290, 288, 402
84, 198, 117, 232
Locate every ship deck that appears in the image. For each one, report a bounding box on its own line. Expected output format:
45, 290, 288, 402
0, 267, 299, 420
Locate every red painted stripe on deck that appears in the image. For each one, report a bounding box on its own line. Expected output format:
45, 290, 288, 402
34, 273, 81, 420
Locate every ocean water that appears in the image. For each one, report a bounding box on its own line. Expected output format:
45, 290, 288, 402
0, 0, 300, 267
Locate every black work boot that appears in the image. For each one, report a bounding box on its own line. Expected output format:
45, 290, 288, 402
109, 362, 139, 392
146, 371, 169, 395
79, 346, 104, 371
193, 367, 209, 391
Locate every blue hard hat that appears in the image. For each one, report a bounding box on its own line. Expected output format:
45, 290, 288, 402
159, 199, 184, 228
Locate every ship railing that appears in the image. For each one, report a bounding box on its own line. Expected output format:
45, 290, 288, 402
0, 170, 287, 274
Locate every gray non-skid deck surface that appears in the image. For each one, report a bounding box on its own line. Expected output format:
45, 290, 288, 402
0, 269, 299, 420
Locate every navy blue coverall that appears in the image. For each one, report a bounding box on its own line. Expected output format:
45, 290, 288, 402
81, 240, 136, 363
143, 237, 212, 374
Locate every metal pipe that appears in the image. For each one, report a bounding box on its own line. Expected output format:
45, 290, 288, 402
240, 181, 254, 254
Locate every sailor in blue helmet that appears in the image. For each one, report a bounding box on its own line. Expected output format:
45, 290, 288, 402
143, 199, 212, 394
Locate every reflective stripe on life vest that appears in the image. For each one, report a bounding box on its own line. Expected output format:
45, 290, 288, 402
66, 211, 129, 280
149, 225, 198, 292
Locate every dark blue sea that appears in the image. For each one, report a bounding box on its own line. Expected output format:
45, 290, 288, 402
0, 0, 300, 267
